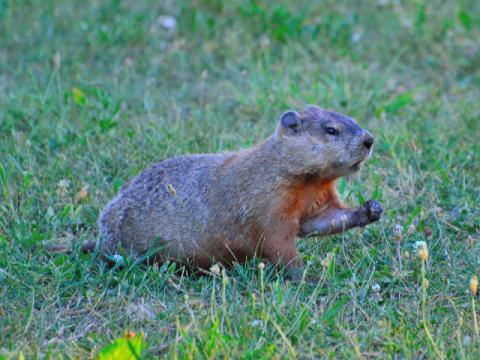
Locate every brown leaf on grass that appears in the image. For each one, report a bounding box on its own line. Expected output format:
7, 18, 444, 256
423, 226, 433, 238
410, 140, 418, 152
75, 186, 89, 203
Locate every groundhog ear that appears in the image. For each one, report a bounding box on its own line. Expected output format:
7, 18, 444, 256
280, 111, 302, 134
304, 105, 323, 113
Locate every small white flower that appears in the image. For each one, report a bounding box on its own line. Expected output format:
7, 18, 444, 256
415, 241, 429, 261
372, 283, 381, 293
351, 32, 362, 43
251, 319, 263, 327
158, 16, 176, 31
210, 264, 220, 276
393, 224, 403, 241
259, 34, 270, 48
112, 254, 125, 264
470, 276, 478, 296
56, 179, 70, 197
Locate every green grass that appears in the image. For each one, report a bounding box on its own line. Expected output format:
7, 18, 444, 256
1, 0, 479, 358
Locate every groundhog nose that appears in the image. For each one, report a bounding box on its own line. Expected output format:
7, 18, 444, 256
362, 133, 374, 150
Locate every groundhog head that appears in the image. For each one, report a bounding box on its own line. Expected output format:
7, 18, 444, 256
276, 105, 374, 177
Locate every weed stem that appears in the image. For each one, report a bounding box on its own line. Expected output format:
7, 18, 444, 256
421, 260, 443, 359
472, 297, 479, 340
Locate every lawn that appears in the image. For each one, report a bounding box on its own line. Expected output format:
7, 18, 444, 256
1, 0, 479, 358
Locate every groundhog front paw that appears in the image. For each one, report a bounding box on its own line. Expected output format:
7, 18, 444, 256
362, 199, 383, 222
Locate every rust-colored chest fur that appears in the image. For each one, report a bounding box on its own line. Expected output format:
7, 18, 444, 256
279, 177, 338, 223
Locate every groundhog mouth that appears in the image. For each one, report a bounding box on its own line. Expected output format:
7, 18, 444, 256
349, 159, 365, 171
349, 150, 371, 171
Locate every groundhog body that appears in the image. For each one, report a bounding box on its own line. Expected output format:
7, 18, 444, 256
99, 105, 383, 271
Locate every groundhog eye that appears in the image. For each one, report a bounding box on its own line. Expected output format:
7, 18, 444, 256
324, 127, 339, 136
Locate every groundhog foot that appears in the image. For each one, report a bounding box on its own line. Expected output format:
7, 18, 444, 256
357, 199, 383, 224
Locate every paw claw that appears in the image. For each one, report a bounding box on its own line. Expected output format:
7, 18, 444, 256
364, 200, 383, 222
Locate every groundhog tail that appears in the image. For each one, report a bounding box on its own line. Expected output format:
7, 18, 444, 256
45, 240, 98, 254
44, 243, 72, 254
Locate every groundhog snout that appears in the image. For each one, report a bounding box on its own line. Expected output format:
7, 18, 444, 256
361, 131, 374, 150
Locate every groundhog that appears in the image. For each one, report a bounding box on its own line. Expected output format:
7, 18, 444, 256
98, 105, 383, 275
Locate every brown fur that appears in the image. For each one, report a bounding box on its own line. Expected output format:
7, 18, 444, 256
96, 105, 382, 274
280, 178, 338, 221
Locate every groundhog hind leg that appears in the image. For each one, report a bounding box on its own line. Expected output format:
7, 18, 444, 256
98, 198, 131, 254
98, 206, 119, 253
299, 200, 383, 237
